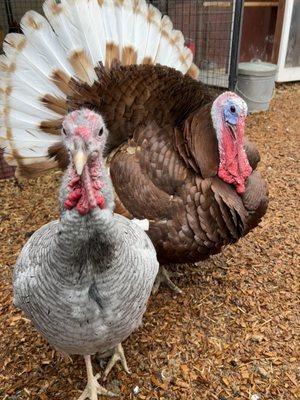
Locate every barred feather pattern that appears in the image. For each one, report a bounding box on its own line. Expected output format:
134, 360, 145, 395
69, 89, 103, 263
0, 0, 199, 176
13, 170, 159, 355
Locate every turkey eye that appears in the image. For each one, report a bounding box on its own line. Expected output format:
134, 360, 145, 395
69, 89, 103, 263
230, 105, 236, 113
98, 127, 104, 137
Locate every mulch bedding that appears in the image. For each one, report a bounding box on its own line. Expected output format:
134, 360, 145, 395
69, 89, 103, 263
0, 83, 299, 400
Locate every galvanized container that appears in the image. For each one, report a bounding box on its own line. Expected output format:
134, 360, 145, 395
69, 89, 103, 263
236, 61, 277, 113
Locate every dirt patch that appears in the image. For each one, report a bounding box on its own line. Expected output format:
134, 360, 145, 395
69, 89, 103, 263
0, 83, 299, 400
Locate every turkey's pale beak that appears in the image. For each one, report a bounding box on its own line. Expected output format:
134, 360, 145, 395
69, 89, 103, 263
227, 123, 237, 140
73, 150, 88, 176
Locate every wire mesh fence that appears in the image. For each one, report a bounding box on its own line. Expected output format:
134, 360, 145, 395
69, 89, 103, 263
0, 0, 238, 179
150, 0, 235, 88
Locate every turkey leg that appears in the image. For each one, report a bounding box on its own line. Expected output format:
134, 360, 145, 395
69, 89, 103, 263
103, 343, 131, 381
78, 355, 116, 400
152, 265, 183, 294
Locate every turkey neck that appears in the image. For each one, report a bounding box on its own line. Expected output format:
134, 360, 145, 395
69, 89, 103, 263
58, 156, 116, 261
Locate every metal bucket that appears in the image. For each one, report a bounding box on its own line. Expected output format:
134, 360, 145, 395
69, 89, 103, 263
236, 61, 277, 113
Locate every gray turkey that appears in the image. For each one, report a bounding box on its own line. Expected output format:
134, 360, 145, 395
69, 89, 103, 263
13, 108, 159, 399
0, 0, 268, 291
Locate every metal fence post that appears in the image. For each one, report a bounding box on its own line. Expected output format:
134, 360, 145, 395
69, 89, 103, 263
229, 0, 244, 91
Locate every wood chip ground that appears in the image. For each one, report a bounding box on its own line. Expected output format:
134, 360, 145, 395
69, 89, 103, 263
0, 83, 299, 400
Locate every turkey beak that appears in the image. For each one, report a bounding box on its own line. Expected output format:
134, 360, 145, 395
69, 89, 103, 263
73, 150, 88, 176
228, 123, 237, 140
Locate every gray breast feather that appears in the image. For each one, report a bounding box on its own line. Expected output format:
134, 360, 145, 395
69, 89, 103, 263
13, 214, 158, 355
88, 280, 105, 310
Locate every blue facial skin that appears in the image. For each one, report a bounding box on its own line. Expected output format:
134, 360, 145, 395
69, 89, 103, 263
223, 101, 240, 125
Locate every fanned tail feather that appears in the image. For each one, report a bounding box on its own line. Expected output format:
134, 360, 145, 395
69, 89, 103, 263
0, 0, 200, 177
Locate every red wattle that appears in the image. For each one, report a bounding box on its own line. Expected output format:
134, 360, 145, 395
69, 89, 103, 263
218, 121, 252, 194
95, 193, 105, 208
64, 160, 106, 215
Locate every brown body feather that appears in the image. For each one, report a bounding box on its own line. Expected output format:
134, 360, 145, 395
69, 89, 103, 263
44, 64, 268, 264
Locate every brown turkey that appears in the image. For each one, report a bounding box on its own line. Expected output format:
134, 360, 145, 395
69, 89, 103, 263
0, 0, 268, 292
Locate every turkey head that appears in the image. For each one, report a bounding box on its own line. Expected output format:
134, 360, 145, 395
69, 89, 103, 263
61, 109, 108, 215
211, 92, 252, 194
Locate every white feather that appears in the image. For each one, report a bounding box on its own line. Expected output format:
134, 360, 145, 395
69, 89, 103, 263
60, 0, 97, 65
173, 47, 193, 73
1, 127, 58, 162
131, 218, 149, 231
5, 90, 61, 120
0, 0, 198, 173
121, 0, 136, 51
5, 45, 66, 98
4, 154, 52, 166
114, 0, 124, 56
0, 109, 44, 131
4, 145, 52, 158
143, 5, 162, 61
154, 15, 174, 66
134, 0, 149, 63
102, 0, 119, 46
21, 11, 73, 76
43, 0, 81, 52
85, 0, 107, 63
3, 128, 59, 144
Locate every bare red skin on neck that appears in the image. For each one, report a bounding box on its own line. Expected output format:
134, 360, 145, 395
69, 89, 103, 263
64, 159, 106, 215
218, 120, 252, 194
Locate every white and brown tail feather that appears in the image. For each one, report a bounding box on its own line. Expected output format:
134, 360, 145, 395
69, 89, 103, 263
0, 0, 199, 177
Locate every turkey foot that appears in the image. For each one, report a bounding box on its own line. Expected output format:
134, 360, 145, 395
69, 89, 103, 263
103, 343, 131, 381
78, 355, 116, 400
152, 266, 183, 294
